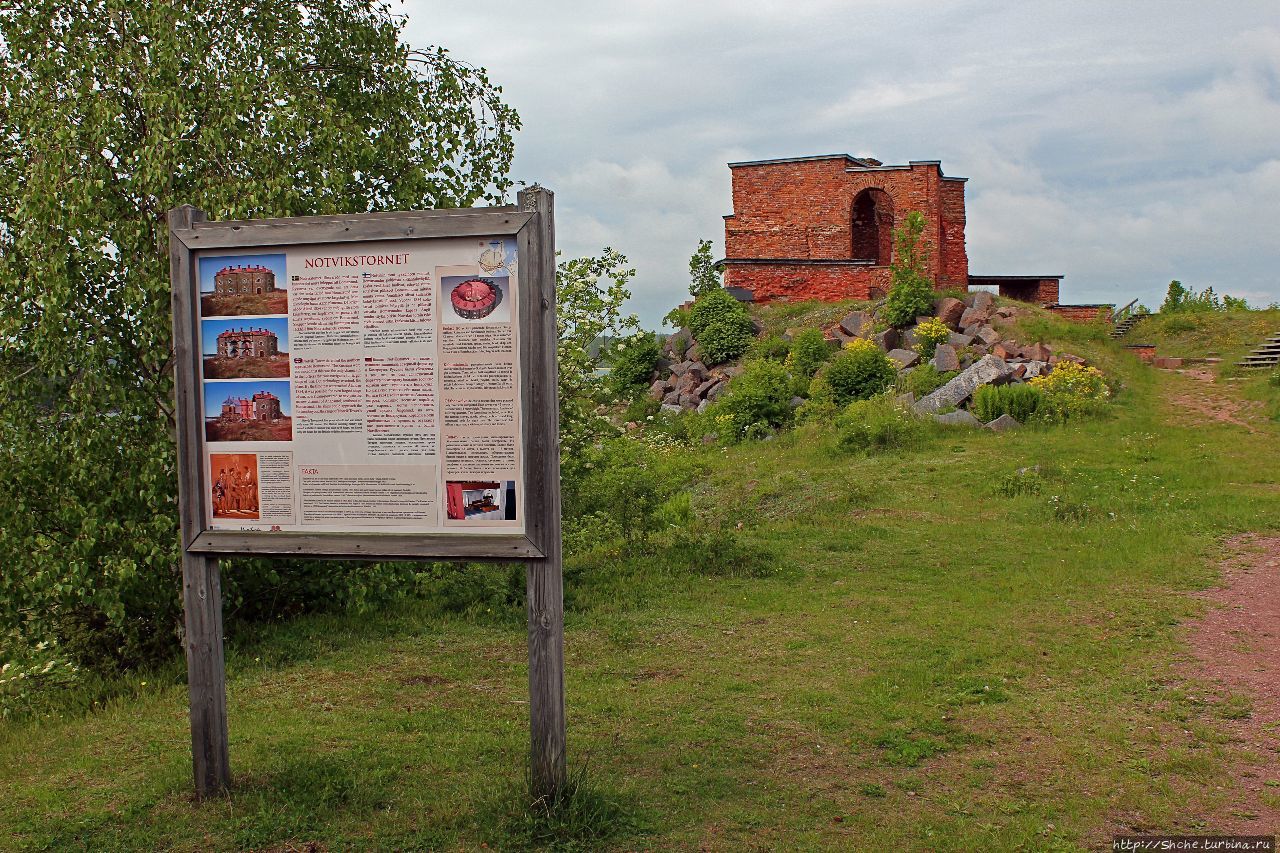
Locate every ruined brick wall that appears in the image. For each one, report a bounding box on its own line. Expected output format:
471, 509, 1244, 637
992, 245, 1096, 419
1125, 344, 1156, 363
723, 156, 968, 303
723, 264, 892, 302
1046, 304, 1113, 324
1034, 279, 1060, 304
252, 392, 282, 420
938, 180, 968, 290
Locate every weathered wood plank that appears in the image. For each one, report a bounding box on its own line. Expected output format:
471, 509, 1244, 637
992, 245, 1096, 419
169, 206, 231, 799
189, 530, 544, 561
181, 551, 230, 798
517, 186, 567, 799
174, 209, 532, 250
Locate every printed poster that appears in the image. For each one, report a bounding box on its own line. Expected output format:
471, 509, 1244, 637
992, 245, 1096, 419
195, 237, 523, 534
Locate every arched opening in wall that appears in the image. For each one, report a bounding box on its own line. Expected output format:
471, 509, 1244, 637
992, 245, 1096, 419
851, 188, 894, 265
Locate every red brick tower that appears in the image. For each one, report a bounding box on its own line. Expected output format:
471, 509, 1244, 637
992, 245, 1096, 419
721, 155, 969, 302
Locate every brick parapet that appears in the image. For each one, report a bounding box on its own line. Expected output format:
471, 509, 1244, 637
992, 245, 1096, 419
1046, 304, 1113, 324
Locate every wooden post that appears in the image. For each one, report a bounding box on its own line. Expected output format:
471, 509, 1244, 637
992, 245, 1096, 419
181, 552, 231, 797
518, 186, 567, 800
169, 205, 231, 798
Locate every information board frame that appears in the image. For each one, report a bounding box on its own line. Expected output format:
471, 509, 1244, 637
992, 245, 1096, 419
169, 194, 558, 562
167, 188, 565, 801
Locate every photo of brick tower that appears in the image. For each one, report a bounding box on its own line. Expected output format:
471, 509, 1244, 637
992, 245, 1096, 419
203, 379, 292, 442
198, 253, 288, 316
209, 453, 260, 520
201, 317, 290, 379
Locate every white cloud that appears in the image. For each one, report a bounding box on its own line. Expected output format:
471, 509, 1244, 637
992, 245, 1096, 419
406, 2, 1280, 323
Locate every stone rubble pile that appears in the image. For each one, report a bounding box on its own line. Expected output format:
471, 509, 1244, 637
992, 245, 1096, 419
644, 290, 1090, 427
818, 291, 1090, 429
646, 326, 753, 413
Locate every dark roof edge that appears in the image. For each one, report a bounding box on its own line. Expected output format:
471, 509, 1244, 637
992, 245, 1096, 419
969, 274, 1066, 281
728, 153, 878, 169
844, 165, 911, 173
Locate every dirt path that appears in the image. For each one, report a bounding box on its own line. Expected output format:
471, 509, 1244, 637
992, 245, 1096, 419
1165, 368, 1266, 432
1184, 533, 1280, 832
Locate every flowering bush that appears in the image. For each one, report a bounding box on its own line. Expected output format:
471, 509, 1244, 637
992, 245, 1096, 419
914, 317, 951, 358
605, 332, 661, 397
1031, 362, 1109, 422
843, 337, 878, 355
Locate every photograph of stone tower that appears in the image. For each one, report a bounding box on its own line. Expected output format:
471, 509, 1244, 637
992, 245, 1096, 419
198, 252, 289, 316
201, 317, 290, 379
203, 379, 292, 442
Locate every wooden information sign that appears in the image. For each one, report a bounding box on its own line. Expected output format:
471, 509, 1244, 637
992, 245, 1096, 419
167, 187, 564, 799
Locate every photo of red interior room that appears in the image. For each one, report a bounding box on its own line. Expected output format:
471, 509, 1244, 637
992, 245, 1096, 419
446, 480, 516, 521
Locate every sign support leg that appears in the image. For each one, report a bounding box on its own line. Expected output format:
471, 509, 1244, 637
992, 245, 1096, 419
182, 551, 230, 798
526, 550, 567, 801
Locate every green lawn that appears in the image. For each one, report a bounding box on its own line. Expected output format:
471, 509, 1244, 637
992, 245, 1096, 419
2, 341, 1278, 850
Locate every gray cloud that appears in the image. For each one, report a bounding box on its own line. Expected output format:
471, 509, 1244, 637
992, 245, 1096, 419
406, 1, 1280, 322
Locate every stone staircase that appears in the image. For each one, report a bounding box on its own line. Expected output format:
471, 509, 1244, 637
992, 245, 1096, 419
1236, 332, 1280, 369
1109, 310, 1150, 339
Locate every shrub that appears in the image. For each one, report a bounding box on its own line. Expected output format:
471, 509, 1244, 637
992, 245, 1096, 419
605, 332, 661, 397
899, 363, 955, 398
706, 359, 794, 441
818, 346, 897, 407
843, 337, 879, 355
562, 438, 679, 552
972, 384, 1042, 423
914, 317, 951, 357
1160, 279, 1250, 313
785, 328, 833, 378
1031, 362, 1109, 423
750, 334, 791, 362
836, 396, 931, 454
698, 319, 754, 365
688, 287, 748, 338
688, 289, 754, 365
998, 468, 1044, 498
881, 211, 935, 327
688, 239, 723, 298
1270, 369, 1280, 388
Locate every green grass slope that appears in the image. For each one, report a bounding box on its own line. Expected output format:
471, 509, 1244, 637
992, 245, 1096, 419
2, 311, 1278, 850
1129, 309, 1280, 366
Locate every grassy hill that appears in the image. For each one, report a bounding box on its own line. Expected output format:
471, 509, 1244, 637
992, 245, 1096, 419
1128, 308, 1280, 367
2, 304, 1278, 850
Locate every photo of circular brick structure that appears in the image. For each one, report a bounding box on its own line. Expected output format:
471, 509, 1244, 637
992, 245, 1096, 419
449, 277, 503, 320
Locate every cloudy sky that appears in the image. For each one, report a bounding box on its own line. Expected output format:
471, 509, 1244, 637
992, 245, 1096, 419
405, 1, 1280, 327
